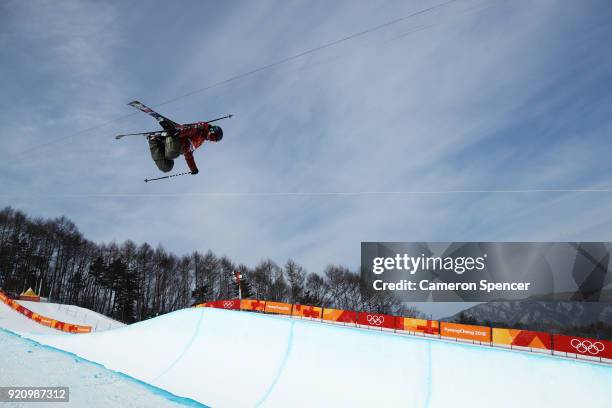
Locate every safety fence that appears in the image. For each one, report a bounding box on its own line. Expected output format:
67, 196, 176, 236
196, 299, 612, 364
0, 290, 92, 334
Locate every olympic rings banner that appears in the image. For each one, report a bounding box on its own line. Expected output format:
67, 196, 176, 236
440, 322, 491, 342
0, 290, 91, 334
240, 299, 266, 312
218, 299, 240, 310
264, 301, 293, 315
553, 335, 612, 359
292, 304, 322, 319
396, 317, 439, 335
322, 308, 357, 324
357, 312, 396, 329
195, 299, 240, 310
492, 328, 551, 350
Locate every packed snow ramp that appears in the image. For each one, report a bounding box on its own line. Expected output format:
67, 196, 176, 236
23, 308, 612, 407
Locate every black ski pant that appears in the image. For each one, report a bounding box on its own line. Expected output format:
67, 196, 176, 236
148, 136, 181, 172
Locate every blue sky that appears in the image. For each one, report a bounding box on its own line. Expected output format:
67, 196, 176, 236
1, 0, 612, 274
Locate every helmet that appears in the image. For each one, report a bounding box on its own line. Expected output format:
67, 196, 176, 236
209, 125, 223, 142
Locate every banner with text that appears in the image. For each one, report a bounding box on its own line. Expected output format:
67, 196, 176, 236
440, 322, 491, 342
264, 301, 293, 315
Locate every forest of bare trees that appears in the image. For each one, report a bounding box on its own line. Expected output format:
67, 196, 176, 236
0, 207, 410, 323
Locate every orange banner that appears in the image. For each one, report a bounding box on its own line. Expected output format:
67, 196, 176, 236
195, 301, 215, 308
321, 308, 357, 324
76, 326, 92, 333
440, 322, 491, 342
36, 316, 54, 326
292, 304, 322, 319
0, 289, 92, 334
240, 299, 266, 312
492, 328, 551, 350
264, 301, 293, 315
396, 317, 439, 335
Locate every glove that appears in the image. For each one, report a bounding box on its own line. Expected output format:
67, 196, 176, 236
191, 169, 199, 175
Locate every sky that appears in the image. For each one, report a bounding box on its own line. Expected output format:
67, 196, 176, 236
1, 0, 612, 276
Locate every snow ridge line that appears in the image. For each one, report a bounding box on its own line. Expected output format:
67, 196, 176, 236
151, 308, 206, 383
255, 320, 296, 407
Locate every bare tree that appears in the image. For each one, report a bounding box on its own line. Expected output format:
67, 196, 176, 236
0, 206, 418, 324
284, 259, 306, 304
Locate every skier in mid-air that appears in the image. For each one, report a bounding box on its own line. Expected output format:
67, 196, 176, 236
117, 101, 226, 175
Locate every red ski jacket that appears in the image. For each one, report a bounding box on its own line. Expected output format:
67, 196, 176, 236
179, 123, 210, 174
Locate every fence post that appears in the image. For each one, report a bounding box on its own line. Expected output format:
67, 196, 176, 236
551, 335, 554, 356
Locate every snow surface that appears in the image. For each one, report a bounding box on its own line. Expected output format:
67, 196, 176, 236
14, 307, 612, 407
17, 300, 125, 331
0, 328, 204, 407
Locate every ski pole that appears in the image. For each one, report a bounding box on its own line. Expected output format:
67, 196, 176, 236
144, 171, 192, 183
206, 114, 233, 123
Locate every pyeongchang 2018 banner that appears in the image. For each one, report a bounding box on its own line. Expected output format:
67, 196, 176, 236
361, 242, 612, 302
